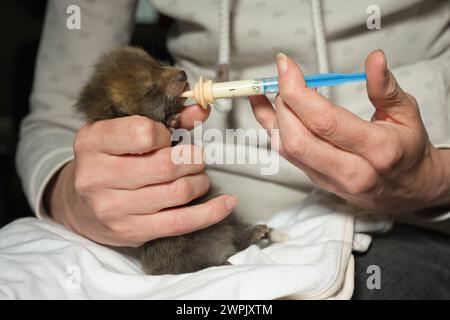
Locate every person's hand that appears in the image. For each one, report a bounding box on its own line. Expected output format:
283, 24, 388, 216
45, 105, 238, 247
250, 50, 450, 213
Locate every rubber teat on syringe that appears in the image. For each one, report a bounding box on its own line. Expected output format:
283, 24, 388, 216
181, 73, 367, 109
180, 77, 214, 109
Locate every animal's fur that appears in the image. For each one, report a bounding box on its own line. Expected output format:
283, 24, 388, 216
75, 47, 271, 275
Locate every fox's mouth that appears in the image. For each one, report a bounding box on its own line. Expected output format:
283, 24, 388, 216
183, 82, 190, 92
177, 82, 190, 104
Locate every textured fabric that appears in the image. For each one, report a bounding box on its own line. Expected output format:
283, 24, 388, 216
353, 223, 450, 299
16, 0, 450, 227
0, 191, 388, 300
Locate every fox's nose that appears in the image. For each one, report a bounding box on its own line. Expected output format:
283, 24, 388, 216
176, 71, 187, 82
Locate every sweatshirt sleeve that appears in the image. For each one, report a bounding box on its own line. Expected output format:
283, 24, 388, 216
16, 0, 138, 219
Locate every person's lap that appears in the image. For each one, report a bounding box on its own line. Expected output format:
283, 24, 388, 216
353, 223, 450, 299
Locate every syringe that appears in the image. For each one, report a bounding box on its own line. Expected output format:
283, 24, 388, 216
181, 72, 367, 109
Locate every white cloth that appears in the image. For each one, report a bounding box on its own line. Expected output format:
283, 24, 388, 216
0, 191, 390, 300
10, 0, 446, 299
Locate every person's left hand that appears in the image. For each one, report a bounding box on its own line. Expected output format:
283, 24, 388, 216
250, 50, 450, 213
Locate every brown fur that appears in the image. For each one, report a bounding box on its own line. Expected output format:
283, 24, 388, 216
75, 46, 187, 127
75, 47, 271, 275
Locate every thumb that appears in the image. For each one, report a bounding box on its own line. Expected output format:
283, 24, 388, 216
366, 50, 411, 111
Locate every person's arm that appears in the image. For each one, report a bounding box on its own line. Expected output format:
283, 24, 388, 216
16, 0, 138, 218
18, 0, 238, 246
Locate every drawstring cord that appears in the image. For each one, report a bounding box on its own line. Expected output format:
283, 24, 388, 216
215, 0, 233, 113
310, 0, 330, 98
215, 0, 331, 113
217, 0, 231, 75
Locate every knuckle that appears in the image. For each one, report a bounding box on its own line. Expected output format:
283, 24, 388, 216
384, 80, 401, 102
73, 168, 93, 194
73, 161, 102, 194
172, 178, 193, 203
308, 111, 337, 137
80, 193, 115, 224
130, 116, 156, 150
109, 221, 131, 236
73, 175, 89, 194
373, 152, 400, 173
368, 75, 404, 106
171, 211, 193, 235
159, 157, 177, 179
282, 135, 307, 159
89, 197, 110, 217
345, 171, 377, 195
370, 141, 402, 173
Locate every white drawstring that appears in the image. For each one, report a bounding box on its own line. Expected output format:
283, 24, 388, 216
218, 0, 231, 67
215, 0, 331, 111
310, 0, 330, 98
215, 0, 233, 113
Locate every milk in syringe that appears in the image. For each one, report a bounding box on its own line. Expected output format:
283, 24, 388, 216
181, 73, 367, 109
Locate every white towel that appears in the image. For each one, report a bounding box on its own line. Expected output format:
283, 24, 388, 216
0, 190, 391, 299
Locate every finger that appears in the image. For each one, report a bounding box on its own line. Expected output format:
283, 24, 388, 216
249, 95, 276, 131
179, 104, 211, 130
129, 194, 238, 243
276, 53, 388, 160
111, 173, 210, 214
366, 50, 411, 110
104, 144, 205, 189
293, 160, 346, 196
275, 95, 378, 195
268, 119, 352, 196
81, 115, 171, 155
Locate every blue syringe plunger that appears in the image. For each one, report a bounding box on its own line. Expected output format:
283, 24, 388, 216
257, 72, 367, 94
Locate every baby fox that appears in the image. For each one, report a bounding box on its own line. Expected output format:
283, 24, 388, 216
75, 47, 274, 275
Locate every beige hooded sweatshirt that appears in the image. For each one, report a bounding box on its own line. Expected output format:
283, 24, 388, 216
17, 0, 450, 231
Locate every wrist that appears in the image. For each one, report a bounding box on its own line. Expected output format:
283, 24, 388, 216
44, 161, 75, 226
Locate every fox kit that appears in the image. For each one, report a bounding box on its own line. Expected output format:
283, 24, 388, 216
75, 47, 274, 275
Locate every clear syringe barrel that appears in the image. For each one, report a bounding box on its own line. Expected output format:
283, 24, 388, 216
183, 76, 281, 108
210, 77, 279, 99
256, 77, 280, 94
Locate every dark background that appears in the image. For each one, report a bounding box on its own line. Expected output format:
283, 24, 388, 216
0, 1, 173, 227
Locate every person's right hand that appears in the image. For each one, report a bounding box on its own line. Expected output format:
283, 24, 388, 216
45, 105, 238, 247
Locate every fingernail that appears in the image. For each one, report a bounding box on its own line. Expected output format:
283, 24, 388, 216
225, 195, 239, 211
277, 52, 288, 75
378, 49, 388, 77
